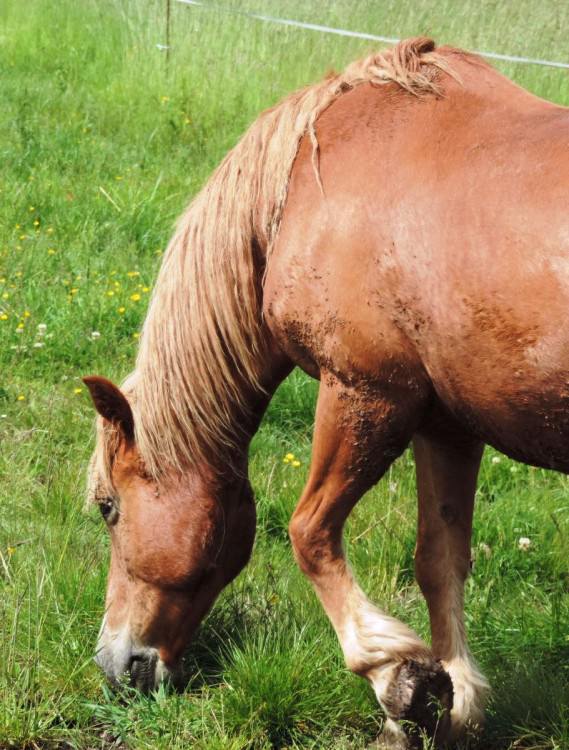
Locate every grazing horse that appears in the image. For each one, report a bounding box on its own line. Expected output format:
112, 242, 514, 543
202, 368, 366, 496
84, 37, 569, 747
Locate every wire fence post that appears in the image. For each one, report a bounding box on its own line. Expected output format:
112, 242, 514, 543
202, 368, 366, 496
165, 0, 171, 70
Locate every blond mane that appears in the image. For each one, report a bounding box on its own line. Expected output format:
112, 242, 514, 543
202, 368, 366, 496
120, 37, 456, 479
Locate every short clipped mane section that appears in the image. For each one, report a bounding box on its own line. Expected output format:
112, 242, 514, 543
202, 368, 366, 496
132, 37, 456, 479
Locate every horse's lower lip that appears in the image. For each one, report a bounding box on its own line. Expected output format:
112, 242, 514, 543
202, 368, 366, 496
129, 651, 159, 693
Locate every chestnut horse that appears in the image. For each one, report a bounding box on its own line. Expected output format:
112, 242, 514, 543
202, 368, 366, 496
84, 37, 569, 747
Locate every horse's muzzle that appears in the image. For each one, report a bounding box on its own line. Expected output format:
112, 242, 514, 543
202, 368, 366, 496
94, 625, 171, 693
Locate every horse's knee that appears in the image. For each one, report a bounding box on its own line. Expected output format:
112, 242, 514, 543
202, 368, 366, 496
289, 508, 340, 577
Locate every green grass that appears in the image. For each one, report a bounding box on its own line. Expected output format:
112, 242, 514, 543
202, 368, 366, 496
0, 0, 568, 747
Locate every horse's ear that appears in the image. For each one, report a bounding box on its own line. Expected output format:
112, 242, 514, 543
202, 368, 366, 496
83, 376, 134, 442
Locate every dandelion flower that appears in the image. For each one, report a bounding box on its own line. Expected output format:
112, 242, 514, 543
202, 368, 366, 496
74, 387, 83, 395
23, 311, 31, 318
17, 394, 25, 401
130, 293, 141, 302
292, 460, 301, 467
118, 306, 126, 314
0, 314, 8, 321
47, 248, 56, 255
285, 453, 294, 461
106, 290, 115, 297
132, 332, 140, 339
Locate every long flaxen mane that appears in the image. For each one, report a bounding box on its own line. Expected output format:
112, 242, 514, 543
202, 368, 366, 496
100, 37, 461, 482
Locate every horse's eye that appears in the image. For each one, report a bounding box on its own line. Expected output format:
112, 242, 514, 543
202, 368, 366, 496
99, 499, 116, 522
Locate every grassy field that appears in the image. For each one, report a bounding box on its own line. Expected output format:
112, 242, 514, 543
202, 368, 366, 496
1, 0, 568, 748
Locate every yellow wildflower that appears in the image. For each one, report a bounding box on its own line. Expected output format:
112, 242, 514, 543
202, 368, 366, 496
17, 394, 25, 401
292, 460, 301, 468
73, 387, 83, 395
118, 306, 126, 314
130, 293, 141, 302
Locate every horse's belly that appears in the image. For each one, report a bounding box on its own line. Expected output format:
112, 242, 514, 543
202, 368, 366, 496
424, 343, 569, 472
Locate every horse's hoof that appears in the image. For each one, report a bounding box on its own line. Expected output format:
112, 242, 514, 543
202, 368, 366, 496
383, 658, 454, 747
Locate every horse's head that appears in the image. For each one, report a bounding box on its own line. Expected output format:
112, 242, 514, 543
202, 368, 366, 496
83, 376, 256, 692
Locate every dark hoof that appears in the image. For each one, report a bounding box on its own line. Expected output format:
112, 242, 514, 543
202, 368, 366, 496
383, 659, 453, 747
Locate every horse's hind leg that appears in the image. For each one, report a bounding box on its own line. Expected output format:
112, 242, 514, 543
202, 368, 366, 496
289, 374, 452, 748
413, 425, 489, 737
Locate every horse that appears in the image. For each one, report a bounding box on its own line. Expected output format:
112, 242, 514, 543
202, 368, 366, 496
84, 36, 569, 747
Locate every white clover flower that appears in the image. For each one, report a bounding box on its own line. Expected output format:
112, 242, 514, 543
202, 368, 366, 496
388, 481, 398, 493
91, 331, 101, 340
37, 323, 47, 336
491, 456, 501, 464
33, 342, 44, 348
478, 542, 492, 559
518, 536, 531, 551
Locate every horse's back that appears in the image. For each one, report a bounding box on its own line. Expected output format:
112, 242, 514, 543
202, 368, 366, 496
264, 53, 569, 470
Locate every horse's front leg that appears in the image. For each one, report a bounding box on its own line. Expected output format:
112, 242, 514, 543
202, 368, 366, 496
413, 428, 489, 738
289, 375, 453, 748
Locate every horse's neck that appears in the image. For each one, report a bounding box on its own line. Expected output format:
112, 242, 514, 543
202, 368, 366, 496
238, 345, 293, 455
